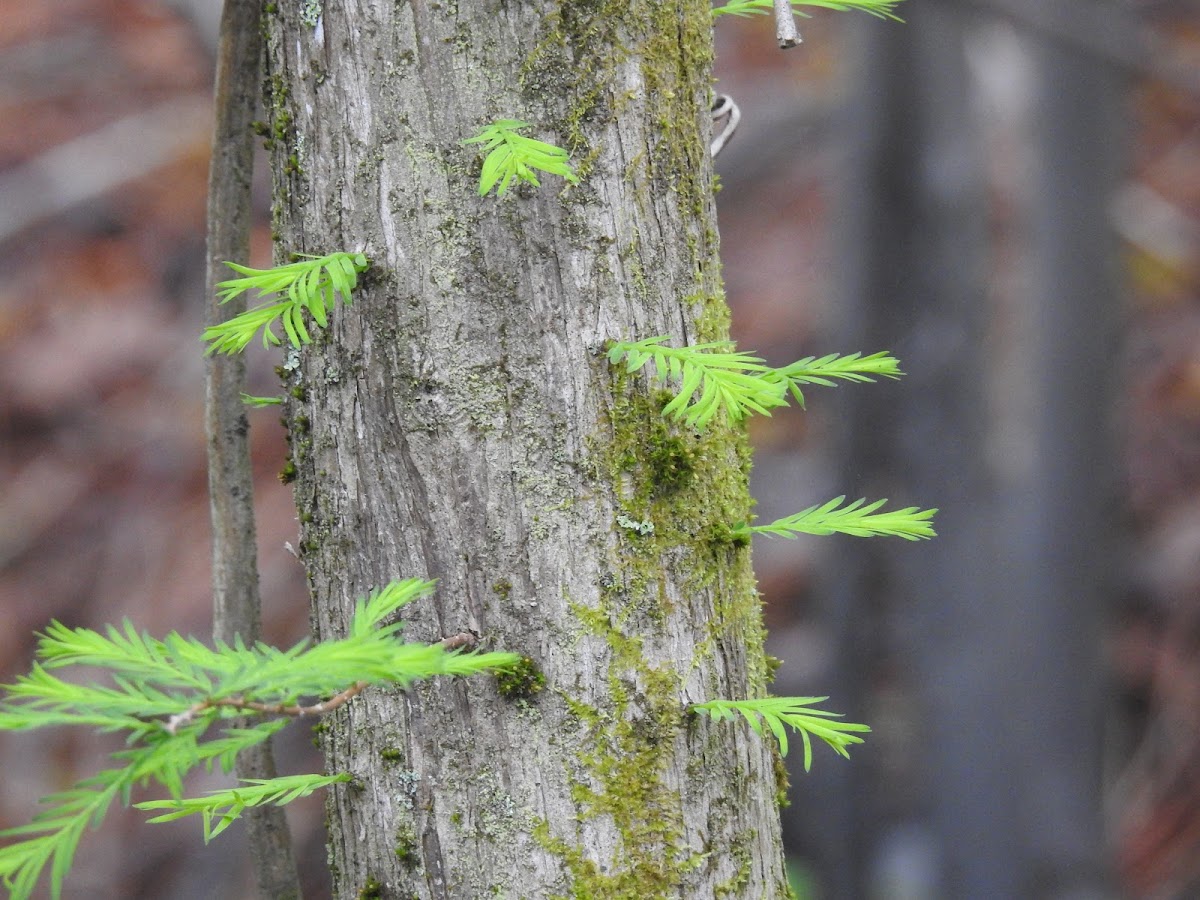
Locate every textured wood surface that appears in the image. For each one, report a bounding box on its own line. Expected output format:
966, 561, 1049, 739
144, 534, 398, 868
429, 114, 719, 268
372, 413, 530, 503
267, 2, 787, 897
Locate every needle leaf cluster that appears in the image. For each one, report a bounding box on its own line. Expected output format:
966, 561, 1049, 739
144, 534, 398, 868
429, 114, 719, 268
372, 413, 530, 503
612, 335, 933, 767
608, 336, 901, 429
462, 119, 579, 197
239, 393, 283, 407
202, 251, 369, 354
136, 773, 351, 843
692, 697, 871, 772
0, 579, 518, 900
737, 496, 938, 541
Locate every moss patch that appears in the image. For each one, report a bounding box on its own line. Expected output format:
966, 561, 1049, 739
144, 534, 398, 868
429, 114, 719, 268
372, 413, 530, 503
278, 457, 296, 484
495, 655, 547, 700
645, 420, 698, 496
394, 823, 420, 870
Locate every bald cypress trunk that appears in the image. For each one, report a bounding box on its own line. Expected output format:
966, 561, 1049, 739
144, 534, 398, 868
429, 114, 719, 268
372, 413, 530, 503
265, 3, 787, 896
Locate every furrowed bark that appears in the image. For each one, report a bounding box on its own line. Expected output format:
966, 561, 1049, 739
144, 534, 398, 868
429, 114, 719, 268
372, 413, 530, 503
204, 0, 301, 895
267, 2, 787, 896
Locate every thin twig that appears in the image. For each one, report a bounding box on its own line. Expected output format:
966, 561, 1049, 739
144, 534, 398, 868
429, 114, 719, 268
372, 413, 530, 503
204, 0, 300, 896
775, 0, 801, 48
166, 682, 372, 732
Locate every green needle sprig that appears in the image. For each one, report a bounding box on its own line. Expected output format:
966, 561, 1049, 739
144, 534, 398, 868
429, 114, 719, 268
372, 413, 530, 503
0, 579, 519, 899
137, 773, 351, 843
202, 251, 369, 355
761, 351, 902, 408
737, 496, 938, 541
239, 393, 283, 407
462, 119, 579, 197
692, 697, 872, 772
608, 336, 903, 429
608, 336, 785, 428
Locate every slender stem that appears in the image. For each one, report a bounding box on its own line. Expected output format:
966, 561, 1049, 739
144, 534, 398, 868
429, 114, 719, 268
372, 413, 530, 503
204, 0, 301, 896
167, 682, 371, 729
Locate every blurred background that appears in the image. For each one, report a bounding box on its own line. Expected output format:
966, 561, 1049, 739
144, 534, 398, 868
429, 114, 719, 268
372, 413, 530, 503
1, 1, 1197, 897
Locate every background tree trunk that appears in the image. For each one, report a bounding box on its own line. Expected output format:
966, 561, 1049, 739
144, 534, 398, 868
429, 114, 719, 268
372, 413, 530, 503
266, 2, 787, 897
205, 0, 301, 894
831, 4, 996, 896
830, 1, 1127, 896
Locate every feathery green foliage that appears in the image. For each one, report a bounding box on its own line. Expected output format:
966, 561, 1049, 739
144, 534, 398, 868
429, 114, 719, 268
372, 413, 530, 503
738, 496, 938, 541
692, 698, 871, 772
608, 336, 784, 428
202, 251, 369, 355
462, 119, 579, 197
608, 336, 902, 429
712, 0, 904, 20
761, 351, 902, 409
0, 719, 287, 900
613, 332, 932, 774
0, 579, 519, 899
137, 773, 351, 843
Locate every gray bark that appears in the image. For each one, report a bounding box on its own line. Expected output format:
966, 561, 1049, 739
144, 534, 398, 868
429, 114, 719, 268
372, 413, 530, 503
265, 2, 787, 897
1002, 1, 1126, 893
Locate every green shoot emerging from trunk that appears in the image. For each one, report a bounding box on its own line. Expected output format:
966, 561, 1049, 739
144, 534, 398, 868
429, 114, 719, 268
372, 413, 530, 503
202, 251, 369, 354
462, 119, 579, 197
692, 698, 872, 772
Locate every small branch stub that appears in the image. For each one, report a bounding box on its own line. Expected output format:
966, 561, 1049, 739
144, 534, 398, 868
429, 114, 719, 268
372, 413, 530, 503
774, 0, 801, 47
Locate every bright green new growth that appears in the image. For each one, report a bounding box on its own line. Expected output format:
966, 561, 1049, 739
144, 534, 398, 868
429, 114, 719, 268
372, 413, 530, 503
462, 119, 579, 197
0, 579, 519, 900
202, 251, 369, 354
607, 336, 901, 429
738, 495, 938, 541
137, 773, 351, 843
609, 336, 783, 428
0, 719, 288, 900
611, 335, 931, 769
762, 351, 903, 408
692, 698, 871, 773
712, 0, 904, 20
240, 392, 283, 407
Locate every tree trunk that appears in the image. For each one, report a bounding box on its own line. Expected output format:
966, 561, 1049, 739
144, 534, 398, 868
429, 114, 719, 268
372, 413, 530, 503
828, 6, 993, 895
265, 2, 787, 897
833, 1, 1126, 896
205, 0, 301, 894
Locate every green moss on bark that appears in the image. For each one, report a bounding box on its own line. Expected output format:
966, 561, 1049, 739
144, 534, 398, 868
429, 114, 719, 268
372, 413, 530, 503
523, 2, 775, 872
538, 341, 770, 897
495, 655, 547, 700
